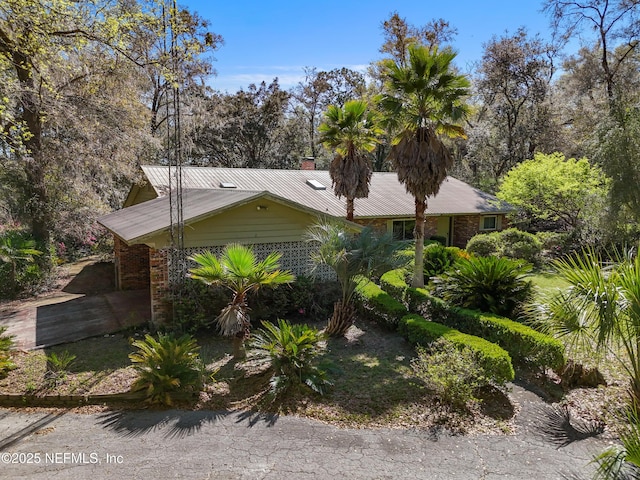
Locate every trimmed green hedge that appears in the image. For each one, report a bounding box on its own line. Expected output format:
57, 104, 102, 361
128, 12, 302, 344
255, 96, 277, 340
353, 277, 408, 329
380, 268, 409, 304
399, 314, 514, 384
382, 268, 566, 370
408, 287, 565, 370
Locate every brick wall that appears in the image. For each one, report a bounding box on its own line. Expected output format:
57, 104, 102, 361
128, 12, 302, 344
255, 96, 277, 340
354, 218, 388, 233
149, 248, 170, 326
452, 214, 508, 248
113, 236, 150, 290
354, 217, 439, 239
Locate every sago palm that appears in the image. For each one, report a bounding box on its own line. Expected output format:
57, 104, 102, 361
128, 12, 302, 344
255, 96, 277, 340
305, 222, 399, 336
381, 44, 470, 288
189, 244, 295, 357
319, 99, 383, 221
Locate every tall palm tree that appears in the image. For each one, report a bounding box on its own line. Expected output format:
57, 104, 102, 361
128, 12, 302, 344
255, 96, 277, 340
319, 99, 383, 221
189, 244, 295, 357
305, 222, 399, 336
381, 45, 470, 287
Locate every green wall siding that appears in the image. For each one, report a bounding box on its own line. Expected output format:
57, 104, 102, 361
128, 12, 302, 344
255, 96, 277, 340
144, 198, 317, 248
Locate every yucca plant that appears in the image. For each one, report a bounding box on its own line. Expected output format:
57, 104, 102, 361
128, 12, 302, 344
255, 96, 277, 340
250, 319, 330, 397
129, 333, 204, 406
433, 256, 534, 317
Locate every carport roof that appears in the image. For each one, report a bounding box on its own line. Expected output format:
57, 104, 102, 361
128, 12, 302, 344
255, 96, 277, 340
99, 189, 353, 244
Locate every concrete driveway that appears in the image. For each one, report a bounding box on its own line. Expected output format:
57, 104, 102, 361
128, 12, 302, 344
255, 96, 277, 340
0, 258, 150, 349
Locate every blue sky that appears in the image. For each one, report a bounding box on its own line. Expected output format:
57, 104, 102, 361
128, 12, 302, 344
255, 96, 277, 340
182, 1, 563, 93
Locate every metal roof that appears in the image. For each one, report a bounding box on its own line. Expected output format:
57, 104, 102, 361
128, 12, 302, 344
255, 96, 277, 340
99, 189, 262, 243
141, 166, 511, 218
99, 188, 358, 244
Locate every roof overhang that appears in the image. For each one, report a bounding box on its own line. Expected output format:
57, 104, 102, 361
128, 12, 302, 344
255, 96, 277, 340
99, 189, 361, 246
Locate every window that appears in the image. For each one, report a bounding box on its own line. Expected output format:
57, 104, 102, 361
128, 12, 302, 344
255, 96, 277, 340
392, 220, 415, 240
480, 215, 497, 231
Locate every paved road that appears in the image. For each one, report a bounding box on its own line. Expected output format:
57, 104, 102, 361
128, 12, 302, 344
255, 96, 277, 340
0, 407, 605, 479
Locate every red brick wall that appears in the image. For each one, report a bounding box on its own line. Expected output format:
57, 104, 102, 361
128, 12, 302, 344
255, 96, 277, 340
354, 217, 439, 239
354, 218, 387, 233
452, 214, 508, 248
114, 236, 150, 290
149, 248, 170, 326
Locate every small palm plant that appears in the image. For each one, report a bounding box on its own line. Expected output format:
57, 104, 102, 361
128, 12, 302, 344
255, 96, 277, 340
305, 222, 399, 336
250, 319, 330, 398
189, 244, 295, 358
540, 247, 640, 405
433, 256, 534, 318
592, 404, 640, 479
0, 230, 42, 295
129, 333, 204, 406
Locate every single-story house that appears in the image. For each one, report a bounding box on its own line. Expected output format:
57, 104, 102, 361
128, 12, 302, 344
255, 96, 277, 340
98, 161, 512, 324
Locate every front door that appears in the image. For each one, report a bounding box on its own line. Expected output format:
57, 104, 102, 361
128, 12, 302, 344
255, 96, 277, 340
436, 216, 452, 246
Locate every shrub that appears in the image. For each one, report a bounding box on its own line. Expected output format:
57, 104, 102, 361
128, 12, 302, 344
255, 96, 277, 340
411, 290, 565, 369
535, 231, 571, 261
411, 340, 489, 408
499, 228, 542, 264
433, 256, 534, 318
45, 350, 77, 386
250, 319, 330, 397
466, 232, 501, 257
380, 268, 411, 304
353, 277, 408, 329
399, 314, 514, 385
0, 327, 16, 378
423, 243, 457, 279
129, 333, 204, 405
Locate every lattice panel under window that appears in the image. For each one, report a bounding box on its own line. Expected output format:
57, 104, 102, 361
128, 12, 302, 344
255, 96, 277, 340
166, 241, 335, 286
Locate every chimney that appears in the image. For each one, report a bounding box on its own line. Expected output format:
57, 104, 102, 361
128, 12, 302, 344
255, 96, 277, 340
300, 157, 315, 171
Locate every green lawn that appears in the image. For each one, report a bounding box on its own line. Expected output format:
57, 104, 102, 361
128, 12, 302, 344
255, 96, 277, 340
529, 271, 570, 299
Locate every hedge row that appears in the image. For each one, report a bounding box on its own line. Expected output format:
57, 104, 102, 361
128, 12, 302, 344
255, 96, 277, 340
399, 314, 515, 385
354, 277, 408, 329
354, 277, 516, 384
381, 268, 566, 370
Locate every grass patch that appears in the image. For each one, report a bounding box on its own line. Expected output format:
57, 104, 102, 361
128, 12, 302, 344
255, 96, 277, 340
529, 271, 571, 298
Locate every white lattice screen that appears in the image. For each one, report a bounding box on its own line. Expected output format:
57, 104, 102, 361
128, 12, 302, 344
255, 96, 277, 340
166, 241, 335, 285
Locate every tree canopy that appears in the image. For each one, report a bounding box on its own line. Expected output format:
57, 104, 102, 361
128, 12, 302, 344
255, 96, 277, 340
496, 152, 609, 233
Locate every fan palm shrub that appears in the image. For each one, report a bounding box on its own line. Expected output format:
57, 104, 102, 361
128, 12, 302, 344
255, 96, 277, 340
381, 44, 471, 288
433, 256, 534, 318
592, 403, 640, 480
250, 319, 330, 398
189, 244, 295, 357
540, 248, 640, 405
305, 222, 399, 336
129, 333, 204, 406
0, 230, 42, 296
319, 99, 383, 221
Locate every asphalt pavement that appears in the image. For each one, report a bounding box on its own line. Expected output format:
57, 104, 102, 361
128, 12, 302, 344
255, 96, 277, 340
0, 406, 607, 480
